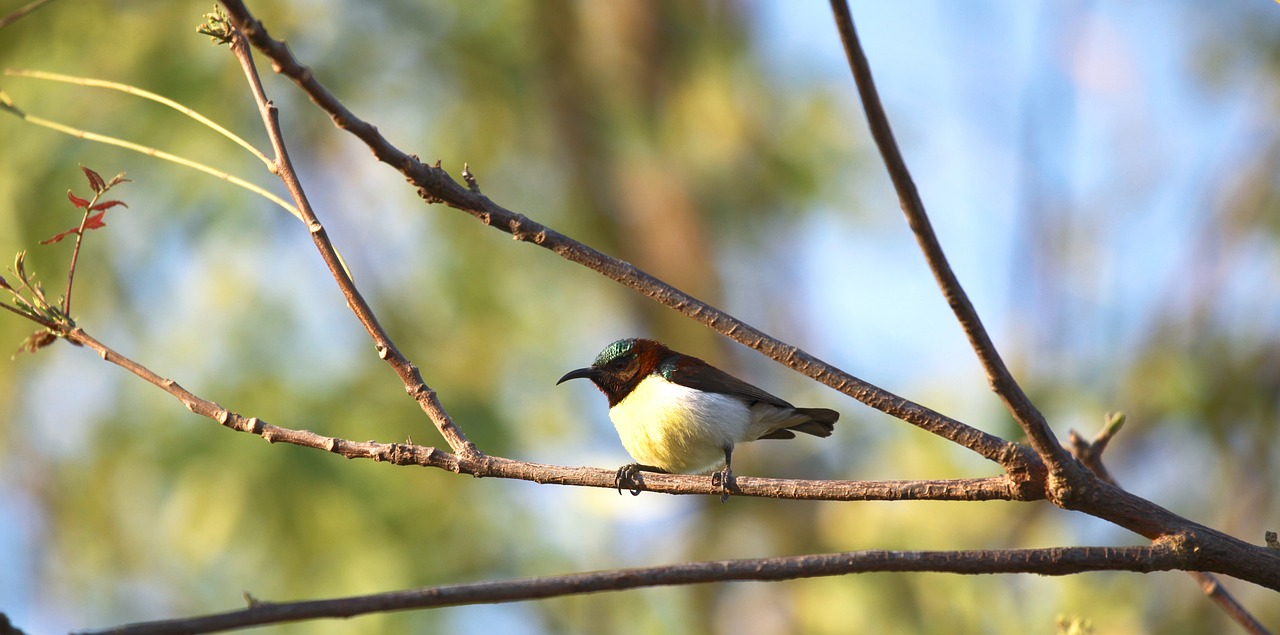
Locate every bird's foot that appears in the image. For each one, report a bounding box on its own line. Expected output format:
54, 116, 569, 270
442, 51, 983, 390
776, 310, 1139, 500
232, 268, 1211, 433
615, 463, 664, 496
711, 468, 734, 503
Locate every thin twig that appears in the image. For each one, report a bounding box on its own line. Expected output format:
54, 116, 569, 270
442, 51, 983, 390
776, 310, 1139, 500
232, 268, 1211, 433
4, 69, 273, 167
825, 0, 1075, 475
0, 90, 301, 220
0, 0, 53, 30
60, 190, 103, 317
224, 24, 478, 457
82, 544, 1186, 635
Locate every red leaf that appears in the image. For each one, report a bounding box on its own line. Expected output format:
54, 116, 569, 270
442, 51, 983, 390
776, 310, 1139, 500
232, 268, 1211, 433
40, 212, 107, 245
67, 190, 89, 209
40, 228, 77, 245
41, 229, 76, 245
89, 199, 127, 212
81, 166, 106, 194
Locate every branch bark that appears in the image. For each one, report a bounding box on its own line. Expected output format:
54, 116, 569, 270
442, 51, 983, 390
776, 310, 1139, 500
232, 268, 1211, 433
61, 325, 1019, 502
82, 545, 1187, 635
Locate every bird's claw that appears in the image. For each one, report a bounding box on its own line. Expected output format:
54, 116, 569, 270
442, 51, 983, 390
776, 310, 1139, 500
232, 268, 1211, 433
615, 463, 645, 496
711, 468, 733, 503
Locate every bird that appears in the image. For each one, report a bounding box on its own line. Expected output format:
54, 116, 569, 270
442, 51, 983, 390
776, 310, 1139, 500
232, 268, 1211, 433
557, 338, 838, 501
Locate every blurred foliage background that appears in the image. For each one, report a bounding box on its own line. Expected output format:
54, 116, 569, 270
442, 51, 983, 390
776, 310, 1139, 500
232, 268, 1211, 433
1, 1, 1277, 633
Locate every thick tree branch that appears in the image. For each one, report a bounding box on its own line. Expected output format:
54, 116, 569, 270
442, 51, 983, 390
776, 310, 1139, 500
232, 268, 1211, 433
84, 544, 1187, 635
215, 0, 1039, 487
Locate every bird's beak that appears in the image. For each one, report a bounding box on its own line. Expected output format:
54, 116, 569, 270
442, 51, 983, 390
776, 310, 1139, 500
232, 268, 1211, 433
557, 367, 599, 385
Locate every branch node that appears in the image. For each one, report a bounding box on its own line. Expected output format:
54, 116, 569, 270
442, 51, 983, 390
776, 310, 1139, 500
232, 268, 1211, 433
415, 187, 443, 205
1266, 531, 1279, 550
1156, 531, 1203, 562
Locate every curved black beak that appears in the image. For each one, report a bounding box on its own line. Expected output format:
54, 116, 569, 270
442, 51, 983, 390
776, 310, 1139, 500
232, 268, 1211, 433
557, 367, 599, 385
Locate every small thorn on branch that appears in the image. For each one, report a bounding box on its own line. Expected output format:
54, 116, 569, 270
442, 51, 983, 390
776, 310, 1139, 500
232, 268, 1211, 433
462, 161, 481, 193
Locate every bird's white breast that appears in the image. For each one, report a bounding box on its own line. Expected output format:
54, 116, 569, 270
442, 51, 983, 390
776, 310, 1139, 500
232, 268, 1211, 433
608, 375, 751, 474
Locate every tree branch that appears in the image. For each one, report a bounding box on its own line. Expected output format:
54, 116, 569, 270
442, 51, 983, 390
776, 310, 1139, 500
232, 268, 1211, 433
215, 0, 1040, 486
1069, 414, 1269, 635
0, 0, 54, 31
208, 0, 1280, 593
812, 0, 1280, 598
221, 22, 479, 460
824, 0, 1082, 492
7, 4, 1273, 632
83, 544, 1186, 635
59, 325, 1020, 502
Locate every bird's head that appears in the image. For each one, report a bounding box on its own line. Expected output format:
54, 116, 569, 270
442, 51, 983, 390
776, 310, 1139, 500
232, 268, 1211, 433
557, 338, 669, 406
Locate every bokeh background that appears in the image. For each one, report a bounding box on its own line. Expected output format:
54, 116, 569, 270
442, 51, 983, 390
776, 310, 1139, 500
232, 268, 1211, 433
1, 1, 1278, 633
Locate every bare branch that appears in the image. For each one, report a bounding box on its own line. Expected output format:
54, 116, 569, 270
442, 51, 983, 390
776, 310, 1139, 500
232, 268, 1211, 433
214, 0, 1037, 483
82, 544, 1186, 635
824, 1, 1075, 478
1191, 572, 1272, 635
204, 0, 1280, 595
1068, 413, 1269, 634
0, 0, 54, 31
59, 325, 1018, 501
220, 23, 479, 459
807, 12, 1280, 619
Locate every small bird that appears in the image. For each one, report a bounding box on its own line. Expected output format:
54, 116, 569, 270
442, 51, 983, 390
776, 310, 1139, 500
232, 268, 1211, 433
557, 338, 838, 500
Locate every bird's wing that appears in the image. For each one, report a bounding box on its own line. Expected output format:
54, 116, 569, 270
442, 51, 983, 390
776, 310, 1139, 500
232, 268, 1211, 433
660, 355, 795, 409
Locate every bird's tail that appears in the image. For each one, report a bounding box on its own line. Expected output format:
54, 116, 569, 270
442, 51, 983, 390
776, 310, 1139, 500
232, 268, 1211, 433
758, 407, 838, 439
